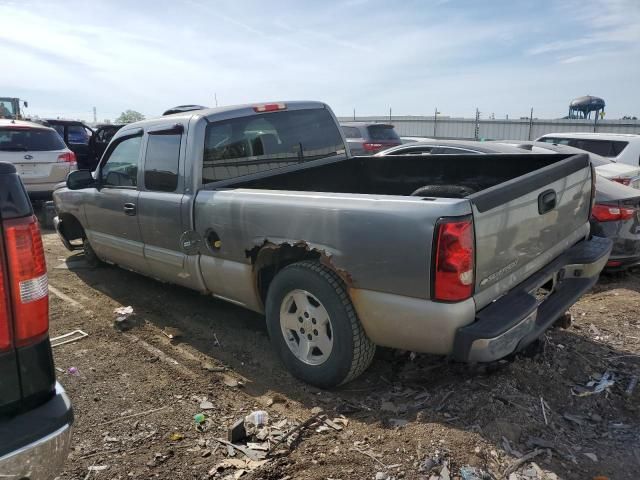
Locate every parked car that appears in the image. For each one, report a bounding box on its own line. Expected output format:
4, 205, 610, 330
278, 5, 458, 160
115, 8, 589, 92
536, 132, 640, 167
42, 119, 94, 170
400, 136, 435, 144
495, 141, 640, 189
340, 122, 401, 155
0, 162, 73, 478
54, 101, 610, 387
377, 140, 640, 270
88, 124, 125, 170
0, 119, 77, 200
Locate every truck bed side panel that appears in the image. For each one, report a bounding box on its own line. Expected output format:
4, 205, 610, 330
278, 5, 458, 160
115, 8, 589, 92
194, 190, 472, 301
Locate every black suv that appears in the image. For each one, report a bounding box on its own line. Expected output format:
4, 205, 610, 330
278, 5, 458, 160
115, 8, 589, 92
88, 124, 125, 169
42, 119, 94, 170
0, 163, 73, 477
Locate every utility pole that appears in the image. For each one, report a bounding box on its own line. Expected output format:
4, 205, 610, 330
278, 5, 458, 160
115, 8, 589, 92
389, 107, 392, 122
353, 108, 356, 121
214, 93, 218, 107
92, 106, 97, 124
433, 107, 438, 138
528, 107, 534, 140
474, 108, 480, 140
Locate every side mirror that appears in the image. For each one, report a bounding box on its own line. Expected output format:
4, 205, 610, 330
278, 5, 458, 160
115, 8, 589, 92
67, 170, 96, 190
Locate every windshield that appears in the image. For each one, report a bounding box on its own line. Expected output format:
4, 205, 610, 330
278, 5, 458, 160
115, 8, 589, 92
367, 125, 400, 141
0, 101, 16, 119
0, 127, 67, 151
203, 107, 346, 183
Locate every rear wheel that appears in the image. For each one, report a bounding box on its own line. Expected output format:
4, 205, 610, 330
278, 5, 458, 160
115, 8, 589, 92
266, 261, 375, 388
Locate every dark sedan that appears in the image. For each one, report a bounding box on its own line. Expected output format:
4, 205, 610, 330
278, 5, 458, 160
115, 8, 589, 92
376, 140, 640, 271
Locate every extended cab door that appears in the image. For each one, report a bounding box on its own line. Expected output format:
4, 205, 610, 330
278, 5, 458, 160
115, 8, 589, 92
83, 131, 149, 273
137, 124, 193, 285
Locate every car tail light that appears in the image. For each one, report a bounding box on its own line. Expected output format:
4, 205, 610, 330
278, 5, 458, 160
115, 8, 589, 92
591, 204, 636, 222
57, 151, 76, 165
607, 260, 623, 267
253, 103, 286, 112
433, 217, 475, 302
3, 215, 48, 347
610, 176, 632, 186
363, 142, 384, 152
0, 242, 11, 352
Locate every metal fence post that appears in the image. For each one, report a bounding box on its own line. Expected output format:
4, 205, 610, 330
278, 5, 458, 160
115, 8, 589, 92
528, 107, 534, 140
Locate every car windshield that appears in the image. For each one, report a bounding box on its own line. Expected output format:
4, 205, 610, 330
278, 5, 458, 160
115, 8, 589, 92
0, 127, 66, 151
367, 125, 400, 141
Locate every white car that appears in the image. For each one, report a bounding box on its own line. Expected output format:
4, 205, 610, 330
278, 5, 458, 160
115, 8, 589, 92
536, 132, 640, 167
0, 119, 77, 199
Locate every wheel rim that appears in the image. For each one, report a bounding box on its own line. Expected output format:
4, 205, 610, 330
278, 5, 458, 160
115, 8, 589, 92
280, 289, 334, 366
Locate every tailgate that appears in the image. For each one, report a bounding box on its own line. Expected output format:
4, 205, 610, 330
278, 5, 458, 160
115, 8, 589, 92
470, 154, 593, 309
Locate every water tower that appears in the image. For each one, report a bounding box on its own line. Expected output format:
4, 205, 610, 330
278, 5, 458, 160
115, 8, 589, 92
568, 95, 605, 119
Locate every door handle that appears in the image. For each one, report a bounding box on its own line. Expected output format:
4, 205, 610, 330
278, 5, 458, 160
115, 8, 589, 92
123, 203, 137, 216
538, 189, 556, 215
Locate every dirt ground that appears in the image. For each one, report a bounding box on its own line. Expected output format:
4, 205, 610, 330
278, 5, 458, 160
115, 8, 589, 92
43, 229, 640, 480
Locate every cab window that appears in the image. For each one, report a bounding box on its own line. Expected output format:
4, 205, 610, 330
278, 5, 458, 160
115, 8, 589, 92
101, 136, 142, 187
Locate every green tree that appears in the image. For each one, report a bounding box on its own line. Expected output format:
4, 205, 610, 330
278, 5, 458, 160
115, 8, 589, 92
115, 109, 145, 123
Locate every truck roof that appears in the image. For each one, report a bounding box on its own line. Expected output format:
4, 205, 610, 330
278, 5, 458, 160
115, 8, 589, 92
128, 101, 329, 129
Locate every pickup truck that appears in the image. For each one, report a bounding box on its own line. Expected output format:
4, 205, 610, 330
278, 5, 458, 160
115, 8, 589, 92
0, 163, 73, 477
53, 101, 612, 388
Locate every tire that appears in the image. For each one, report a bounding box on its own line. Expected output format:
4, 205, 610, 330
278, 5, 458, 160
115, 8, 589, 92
83, 238, 103, 267
265, 261, 375, 388
411, 184, 475, 198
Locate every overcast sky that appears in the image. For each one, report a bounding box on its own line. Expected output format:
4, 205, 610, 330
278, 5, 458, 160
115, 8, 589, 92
1, 0, 639, 122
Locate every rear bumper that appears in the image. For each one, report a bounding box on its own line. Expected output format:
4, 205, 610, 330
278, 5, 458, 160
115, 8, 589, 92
453, 236, 613, 362
0, 382, 73, 479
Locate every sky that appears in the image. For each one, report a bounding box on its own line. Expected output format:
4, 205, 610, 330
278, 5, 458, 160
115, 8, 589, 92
1, 0, 639, 122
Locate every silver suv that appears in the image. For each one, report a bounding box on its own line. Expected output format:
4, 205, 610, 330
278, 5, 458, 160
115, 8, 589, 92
340, 122, 401, 155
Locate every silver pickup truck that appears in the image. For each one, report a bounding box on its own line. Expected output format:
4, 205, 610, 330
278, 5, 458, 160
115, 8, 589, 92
53, 101, 612, 387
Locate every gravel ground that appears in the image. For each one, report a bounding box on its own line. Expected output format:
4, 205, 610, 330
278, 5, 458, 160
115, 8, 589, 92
43, 230, 640, 480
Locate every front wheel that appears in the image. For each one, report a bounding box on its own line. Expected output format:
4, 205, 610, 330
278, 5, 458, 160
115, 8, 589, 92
83, 238, 103, 267
266, 261, 375, 388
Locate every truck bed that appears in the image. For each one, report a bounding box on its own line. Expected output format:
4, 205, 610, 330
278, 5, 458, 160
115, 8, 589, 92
202, 152, 593, 308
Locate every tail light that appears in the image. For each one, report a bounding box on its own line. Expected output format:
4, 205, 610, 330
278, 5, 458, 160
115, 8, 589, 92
0, 241, 11, 352
363, 142, 384, 152
433, 217, 475, 302
253, 103, 286, 112
610, 177, 631, 186
57, 151, 76, 165
592, 204, 636, 222
3, 215, 48, 347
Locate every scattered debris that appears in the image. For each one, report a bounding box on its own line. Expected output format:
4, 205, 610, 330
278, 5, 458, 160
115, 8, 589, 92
113, 306, 135, 331
245, 410, 269, 428
212, 438, 264, 462
625, 375, 638, 397
87, 465, 108, 471
67, 366, 79, 376
387, 418, 409, 428
223, 375, 241, 388
51, 329, 89, 348
200, 400, 215, 410
162, 327, 183, 340
169, 432, 184, 441
572, 371, 615, 396
375, 472, 389, 480
201, 360, 226, 372
267, 412, 323, 455
584, 452, 598, 462
97, 405, 170, 427
194, 413, 206, 424
539, 396, 548, 425
459, 465, 493, 480
228, 418, 247, 443
503, 449, 543, 477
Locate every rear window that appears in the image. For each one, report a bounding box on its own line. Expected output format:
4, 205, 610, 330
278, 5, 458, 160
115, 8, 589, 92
0, 127, 66, 151
203, 107, 345, 183
367, 125, 400, 141
342, 126, 361, 139
540, 137, 628, 158
67, 125, 91, 145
